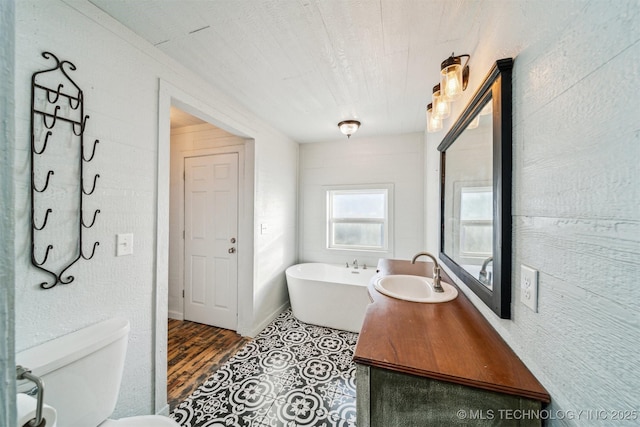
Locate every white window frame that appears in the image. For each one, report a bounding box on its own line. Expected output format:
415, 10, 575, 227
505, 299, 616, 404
325, 184, 394, 254
458, 185, 493, 260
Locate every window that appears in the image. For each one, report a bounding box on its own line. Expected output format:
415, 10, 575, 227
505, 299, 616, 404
326, 186, 391, 251
459, 186, 493, 258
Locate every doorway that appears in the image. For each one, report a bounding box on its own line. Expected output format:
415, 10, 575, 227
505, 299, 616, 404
157, 81, 255, 415
183, 153, 238, 330
168, 110, 248, 329
165, 107, 252, 410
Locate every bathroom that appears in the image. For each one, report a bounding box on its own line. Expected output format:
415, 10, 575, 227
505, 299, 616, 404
1, 0, 638, 426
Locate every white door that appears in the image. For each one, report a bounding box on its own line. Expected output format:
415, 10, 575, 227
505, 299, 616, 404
184, 153, 238, 330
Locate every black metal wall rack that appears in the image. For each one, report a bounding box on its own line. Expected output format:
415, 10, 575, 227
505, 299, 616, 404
30, 51, 100, 289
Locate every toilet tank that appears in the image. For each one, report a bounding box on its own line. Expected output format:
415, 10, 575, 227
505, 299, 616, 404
16, 318, 130, 427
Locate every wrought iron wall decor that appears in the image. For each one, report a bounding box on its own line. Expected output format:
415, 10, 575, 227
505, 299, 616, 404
30, 51, 100, 289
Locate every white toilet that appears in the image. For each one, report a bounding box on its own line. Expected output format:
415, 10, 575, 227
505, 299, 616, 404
16, 318, 180, 427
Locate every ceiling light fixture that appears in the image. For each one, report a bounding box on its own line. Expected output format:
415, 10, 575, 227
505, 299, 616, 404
440, 53, 470, 101
338, 120, 361, 138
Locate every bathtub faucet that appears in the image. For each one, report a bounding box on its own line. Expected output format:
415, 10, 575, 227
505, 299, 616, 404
352, 259, 358, 269
411, 252, 444, 293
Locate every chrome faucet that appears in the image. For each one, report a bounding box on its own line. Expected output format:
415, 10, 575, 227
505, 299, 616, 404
411, 252, 444, 292
479, 256, 493, 286
352, 259, 359, 269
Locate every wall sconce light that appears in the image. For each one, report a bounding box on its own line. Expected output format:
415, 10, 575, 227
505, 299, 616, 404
424, 53, 471, 132
432, 84, 450, 120
426, 103, 442, 133
440, 53, 470, 101
338, 120, 361, 138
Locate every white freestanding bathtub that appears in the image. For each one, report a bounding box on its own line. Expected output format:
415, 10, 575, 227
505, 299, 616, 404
285, 263, 377, 333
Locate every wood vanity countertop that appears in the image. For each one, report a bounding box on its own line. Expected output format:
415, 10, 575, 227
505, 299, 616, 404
353, 258, 550, 403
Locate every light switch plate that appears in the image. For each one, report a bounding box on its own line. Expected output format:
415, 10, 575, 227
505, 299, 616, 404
116, 233, 134, 256
520, 265, 538, 312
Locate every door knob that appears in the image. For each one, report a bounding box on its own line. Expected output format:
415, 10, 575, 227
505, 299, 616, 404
230, 237, 236, 243
228, 247, 236, 254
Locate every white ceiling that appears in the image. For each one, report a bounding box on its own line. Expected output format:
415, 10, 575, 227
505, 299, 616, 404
88, 0, 567, 143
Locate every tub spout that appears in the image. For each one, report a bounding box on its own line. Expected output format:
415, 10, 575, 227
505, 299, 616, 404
410, 252, 444, 293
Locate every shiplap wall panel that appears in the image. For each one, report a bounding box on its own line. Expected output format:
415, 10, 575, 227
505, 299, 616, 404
434, 2, 640, 425
517, 47, 639, 221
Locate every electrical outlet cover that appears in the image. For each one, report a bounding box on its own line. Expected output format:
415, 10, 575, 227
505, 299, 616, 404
520, 265, 538, 312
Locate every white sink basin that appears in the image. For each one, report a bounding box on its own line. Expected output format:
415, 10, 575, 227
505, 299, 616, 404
373, 274, 458, 303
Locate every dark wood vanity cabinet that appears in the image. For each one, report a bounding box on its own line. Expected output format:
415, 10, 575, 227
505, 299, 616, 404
356, 365, 543, 426
354, 259, 549, 426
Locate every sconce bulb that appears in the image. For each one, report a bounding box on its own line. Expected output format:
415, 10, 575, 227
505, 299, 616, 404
440, 65, 462, 101
442, 65, 463, 101
432, 84, 450, 120
440, 54, 470, 102
426, 103, 442, 133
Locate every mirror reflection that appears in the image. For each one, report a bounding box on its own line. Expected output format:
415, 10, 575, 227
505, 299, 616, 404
442, 98, 494, 289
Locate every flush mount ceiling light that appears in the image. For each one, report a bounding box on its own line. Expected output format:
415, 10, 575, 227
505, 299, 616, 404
338, 120, 361, 138
440, 53, 470, 101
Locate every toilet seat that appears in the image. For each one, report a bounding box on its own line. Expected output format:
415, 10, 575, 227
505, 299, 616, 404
99, 415, 180, 427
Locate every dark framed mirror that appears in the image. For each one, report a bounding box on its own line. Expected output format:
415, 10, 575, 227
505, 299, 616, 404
438, 58, 513, 318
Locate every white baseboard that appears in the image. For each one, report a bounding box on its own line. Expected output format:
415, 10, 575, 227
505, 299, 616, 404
248, 301, 290, 337
168, 310, 183, 321
172, 303, 288, 337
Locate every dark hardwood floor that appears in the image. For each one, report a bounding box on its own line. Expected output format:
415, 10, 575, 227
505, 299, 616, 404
167, 319, 250, 410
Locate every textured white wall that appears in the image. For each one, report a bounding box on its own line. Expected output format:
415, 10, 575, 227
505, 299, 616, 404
13, 0, 297, 419
426, 2, 640, 424
14, 2, 172, 417
0, 1, 16, 426
252, 132, 299, 334
299, 133, 424, 268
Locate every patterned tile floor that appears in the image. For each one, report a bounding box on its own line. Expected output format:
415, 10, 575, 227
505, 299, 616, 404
171, 309, 358, 427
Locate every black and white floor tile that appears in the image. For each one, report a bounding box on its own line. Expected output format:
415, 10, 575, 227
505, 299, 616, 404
171, 309, 358, 427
